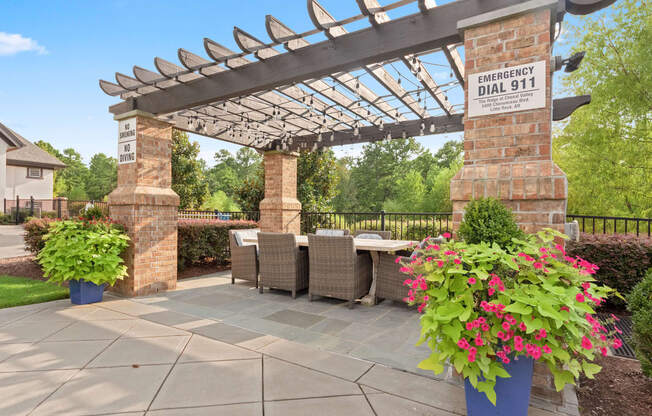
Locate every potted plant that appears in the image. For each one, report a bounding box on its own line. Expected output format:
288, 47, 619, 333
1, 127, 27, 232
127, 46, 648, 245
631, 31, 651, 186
37, 218, 130, 304
400, 229, 621, 415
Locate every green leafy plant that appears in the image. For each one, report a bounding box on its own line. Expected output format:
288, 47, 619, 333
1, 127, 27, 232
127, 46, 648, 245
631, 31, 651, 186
37, 219, 130, 286
627, 269, 652, 377
458, 198, 523, 248
400, 229, 621, 405
80, 205, 106, 220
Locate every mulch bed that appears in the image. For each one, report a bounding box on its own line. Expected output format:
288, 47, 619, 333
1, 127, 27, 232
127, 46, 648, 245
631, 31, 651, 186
0, 255, 229, 282
577, 355, 652, 416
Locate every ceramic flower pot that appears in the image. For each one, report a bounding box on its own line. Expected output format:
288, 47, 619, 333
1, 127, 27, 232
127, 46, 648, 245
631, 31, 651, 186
464, 355, 534, 416
69, 279, 106, 305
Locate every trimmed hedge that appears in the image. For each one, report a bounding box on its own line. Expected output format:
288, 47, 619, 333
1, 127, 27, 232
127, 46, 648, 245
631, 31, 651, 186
627, 269, 652, 377
458, 197, 523, 248
566, 233, 652, 306
178, 219, 258, 270
24, 218, 58, 254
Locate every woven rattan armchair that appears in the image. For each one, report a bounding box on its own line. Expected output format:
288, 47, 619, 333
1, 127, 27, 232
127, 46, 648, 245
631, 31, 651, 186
376, 236, 446, 303
315, 228, 350, 236
353, 230, 391, 239
228, 229, 259, 287
307, 234, 372, 308
258, 232, 309, 298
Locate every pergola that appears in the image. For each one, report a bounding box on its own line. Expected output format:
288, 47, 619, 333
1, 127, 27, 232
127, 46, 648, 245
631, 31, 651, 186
100, 0, 613, 306
100, 0, 604, 153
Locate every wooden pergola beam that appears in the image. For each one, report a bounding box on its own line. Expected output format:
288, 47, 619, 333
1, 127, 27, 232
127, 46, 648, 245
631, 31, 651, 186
109, 0, 527, 116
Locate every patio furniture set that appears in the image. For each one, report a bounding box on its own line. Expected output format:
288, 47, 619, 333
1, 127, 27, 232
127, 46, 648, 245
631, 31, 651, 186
229, 228, 442, 308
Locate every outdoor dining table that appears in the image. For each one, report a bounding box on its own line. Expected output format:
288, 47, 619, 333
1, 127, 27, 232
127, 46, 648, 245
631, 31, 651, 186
243, 235, 416, 305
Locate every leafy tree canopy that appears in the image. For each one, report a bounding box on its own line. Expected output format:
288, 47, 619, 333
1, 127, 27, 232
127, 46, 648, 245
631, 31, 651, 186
171, 130, 209, 209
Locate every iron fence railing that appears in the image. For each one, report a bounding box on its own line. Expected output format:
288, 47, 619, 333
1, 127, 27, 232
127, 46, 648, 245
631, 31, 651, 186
178, 210, 260, 222
2, 197, 109, 224
566, 214, 651, 238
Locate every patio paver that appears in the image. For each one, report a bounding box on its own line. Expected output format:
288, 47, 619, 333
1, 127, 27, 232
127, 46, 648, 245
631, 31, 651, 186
264, 396, 375, 416
0, 339, 111, 372
0, 370, 77, 415
179, 334, 260, 362
88, 335, 190, 367
147, 403, 262, 415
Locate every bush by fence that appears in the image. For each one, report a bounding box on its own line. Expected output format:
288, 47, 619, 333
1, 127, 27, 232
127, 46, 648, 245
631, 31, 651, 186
24, 218, 58, 254
628, 269, 652, 377
566, 233, 652, 306
177, 219, 258, 270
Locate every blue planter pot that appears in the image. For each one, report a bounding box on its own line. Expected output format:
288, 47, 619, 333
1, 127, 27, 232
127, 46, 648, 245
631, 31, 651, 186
69, 279, 106, 305
464, 355, 534, 416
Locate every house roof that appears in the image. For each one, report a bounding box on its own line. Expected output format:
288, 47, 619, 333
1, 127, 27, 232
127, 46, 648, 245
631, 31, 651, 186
0, 122, 67, 169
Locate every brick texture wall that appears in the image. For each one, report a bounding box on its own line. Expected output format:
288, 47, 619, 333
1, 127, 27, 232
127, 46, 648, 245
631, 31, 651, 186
451, 7, 567, 235
259, 151, 301, 234
108, 114, 180, 296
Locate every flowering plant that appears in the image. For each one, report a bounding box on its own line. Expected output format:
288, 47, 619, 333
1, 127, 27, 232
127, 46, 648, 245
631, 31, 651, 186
400, 229, 621, 405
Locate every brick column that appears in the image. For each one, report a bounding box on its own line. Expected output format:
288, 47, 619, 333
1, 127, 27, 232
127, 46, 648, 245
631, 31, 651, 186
259, 151, 301, 234
451, 1, 567, 235
108, 111, 180, 296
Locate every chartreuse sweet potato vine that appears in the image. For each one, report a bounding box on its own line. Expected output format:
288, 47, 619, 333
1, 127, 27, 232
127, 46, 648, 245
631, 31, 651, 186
399, 229, 622, 405
37, 219, 130, 286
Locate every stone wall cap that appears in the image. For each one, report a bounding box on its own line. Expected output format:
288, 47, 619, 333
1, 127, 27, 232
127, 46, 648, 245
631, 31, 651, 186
457, 0, 557, 32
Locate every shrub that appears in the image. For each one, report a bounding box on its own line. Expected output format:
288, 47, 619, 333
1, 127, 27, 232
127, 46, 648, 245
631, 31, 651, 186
627, 269, 652, 377
79, 205, 106, 220
178, 219, 258, 270
566, 234, 652, 307
458, 198, 523, 248
41, 211, 58, 219
24, 218, 58, 254
37, 219, 129, 286
401, 229, 621, 404
0, 214, 12, 224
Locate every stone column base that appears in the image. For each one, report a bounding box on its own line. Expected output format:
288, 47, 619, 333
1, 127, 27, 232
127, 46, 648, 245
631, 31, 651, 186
259, 197, 301, 235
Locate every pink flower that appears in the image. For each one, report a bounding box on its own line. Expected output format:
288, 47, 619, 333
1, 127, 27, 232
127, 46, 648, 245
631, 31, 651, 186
542, 345, 552, 354
402, 279, 412, 287
481, 323, 490, 332
474, 337, 484, 346
444, 250, 457, 256
576, 293, 585, 303
582, 282, 591, 290
610, 313, 620, 321
395, 257, 401, 264
418, 303, 426, 313
581, 336, 593, 350
600, 347, 608, 356
538, 329, 547, 339
466, 322, 474, 331
503, 345, 511, 354
457, 338, 470, 350
560, 306, 570, 312
613, 338, 623, 349
502, 322, 511, 331
488, 287, 495, 296
442, 232, 451, 239
436, 261, 444, 268
533, 262, 543, 269
432, 244, 440, 251
454, 258, 462, 265
518, 322, 527, 332
467, 352, 476, 362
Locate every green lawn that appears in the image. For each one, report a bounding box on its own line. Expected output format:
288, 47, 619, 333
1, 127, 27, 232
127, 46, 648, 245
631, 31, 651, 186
0, 275, 69, 309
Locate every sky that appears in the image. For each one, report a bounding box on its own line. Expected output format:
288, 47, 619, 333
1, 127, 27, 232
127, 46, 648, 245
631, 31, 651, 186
0, 0, 584, 167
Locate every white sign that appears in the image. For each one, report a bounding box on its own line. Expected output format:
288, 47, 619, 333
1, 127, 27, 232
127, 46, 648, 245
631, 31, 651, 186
118, 117, 137, 165
468, 60, 546, 118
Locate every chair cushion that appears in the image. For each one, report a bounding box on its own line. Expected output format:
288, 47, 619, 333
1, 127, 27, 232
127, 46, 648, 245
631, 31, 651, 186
356, 233, 383, 240
409, 237, 429, 260
233, 229, 260, 246
316, 229, 345, 236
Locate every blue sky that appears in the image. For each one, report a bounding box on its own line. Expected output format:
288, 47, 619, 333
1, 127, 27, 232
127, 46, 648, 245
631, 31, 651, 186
1, 0, 583, 166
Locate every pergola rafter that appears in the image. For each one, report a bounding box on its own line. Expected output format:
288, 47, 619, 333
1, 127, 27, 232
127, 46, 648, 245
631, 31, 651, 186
100, 0, 613, 151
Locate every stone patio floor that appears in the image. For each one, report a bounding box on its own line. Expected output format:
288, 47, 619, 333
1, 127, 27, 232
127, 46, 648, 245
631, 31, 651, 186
0, 272, 578, 415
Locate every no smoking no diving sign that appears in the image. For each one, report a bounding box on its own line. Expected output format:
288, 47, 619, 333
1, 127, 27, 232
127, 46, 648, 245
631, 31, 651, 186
468, 60, 546, 118
118, 117, 137, 165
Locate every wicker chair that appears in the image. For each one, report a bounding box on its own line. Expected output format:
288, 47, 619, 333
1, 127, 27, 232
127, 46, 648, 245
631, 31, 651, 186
315, 228, 350, 236
354, 230, 391, 239
228, 229, 259, 287
376, 236, 446, 303
258, 232, 309, 298
307, 234, 372, 308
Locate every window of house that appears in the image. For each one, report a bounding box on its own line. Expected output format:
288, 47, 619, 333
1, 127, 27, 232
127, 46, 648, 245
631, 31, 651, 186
27, 167, 42, 178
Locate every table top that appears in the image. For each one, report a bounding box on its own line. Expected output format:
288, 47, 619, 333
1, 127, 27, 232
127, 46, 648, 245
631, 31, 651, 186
242, 235, 416, 252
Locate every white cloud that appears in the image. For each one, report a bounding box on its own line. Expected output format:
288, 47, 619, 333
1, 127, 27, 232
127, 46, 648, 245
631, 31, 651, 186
0, 32, 48, 56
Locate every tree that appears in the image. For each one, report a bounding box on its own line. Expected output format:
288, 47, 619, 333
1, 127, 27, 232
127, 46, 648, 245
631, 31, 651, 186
422, 158, 463, 212
201, 190, 240, 211
433, 140, 463, 169
171, 130, 208, 209
35, 142, 90, 200
85, 153, 117, 201
383, 170, 426, 212
332, 157, 358, 212
553, 0, 652, 217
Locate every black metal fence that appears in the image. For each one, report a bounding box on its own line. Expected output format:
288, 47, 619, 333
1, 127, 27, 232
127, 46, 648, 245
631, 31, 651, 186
2, 197, 109, 224
567, 214, 651, 238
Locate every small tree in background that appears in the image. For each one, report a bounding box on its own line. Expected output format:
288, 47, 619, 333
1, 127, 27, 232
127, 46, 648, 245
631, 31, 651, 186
171, 130, 209, 209
627, 270, 652, 377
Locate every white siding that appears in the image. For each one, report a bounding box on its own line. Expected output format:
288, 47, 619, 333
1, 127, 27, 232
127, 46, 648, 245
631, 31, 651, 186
5, 165, 54, 200
0, 141, 6, 202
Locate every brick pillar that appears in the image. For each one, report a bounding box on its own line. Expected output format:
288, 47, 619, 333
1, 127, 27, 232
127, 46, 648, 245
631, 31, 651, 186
108, 111, 180, 296
259, 151, 301, 234
451, 2, 567, 235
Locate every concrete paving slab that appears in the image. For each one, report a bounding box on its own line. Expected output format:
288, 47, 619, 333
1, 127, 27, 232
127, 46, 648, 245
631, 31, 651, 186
306, 317, 352, 335
43, 319, 137, 342
235, 334, 281, 351
121, 320, 190, 338
0, 225, 29, 258
89, 335, 190, 367
190, 322, 263, 344
147, 402, 262, 415
264, 395, 375, 416
0, 321, 71, 343
259, 339, 372, 381
139, 310, 200, 327
367, 393, 456, 415
264, 357, 361, 401
0, 339, 111, 372
0, 342, 31, 362
99, 299, 167, 316
179, 334, 260, 363
0, 369, 77, 415
31, 365, 172, 416
0, 303, 49, 325
150, 360, 262, 410
357, 365, 467, 414
263, 309, 325, 329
